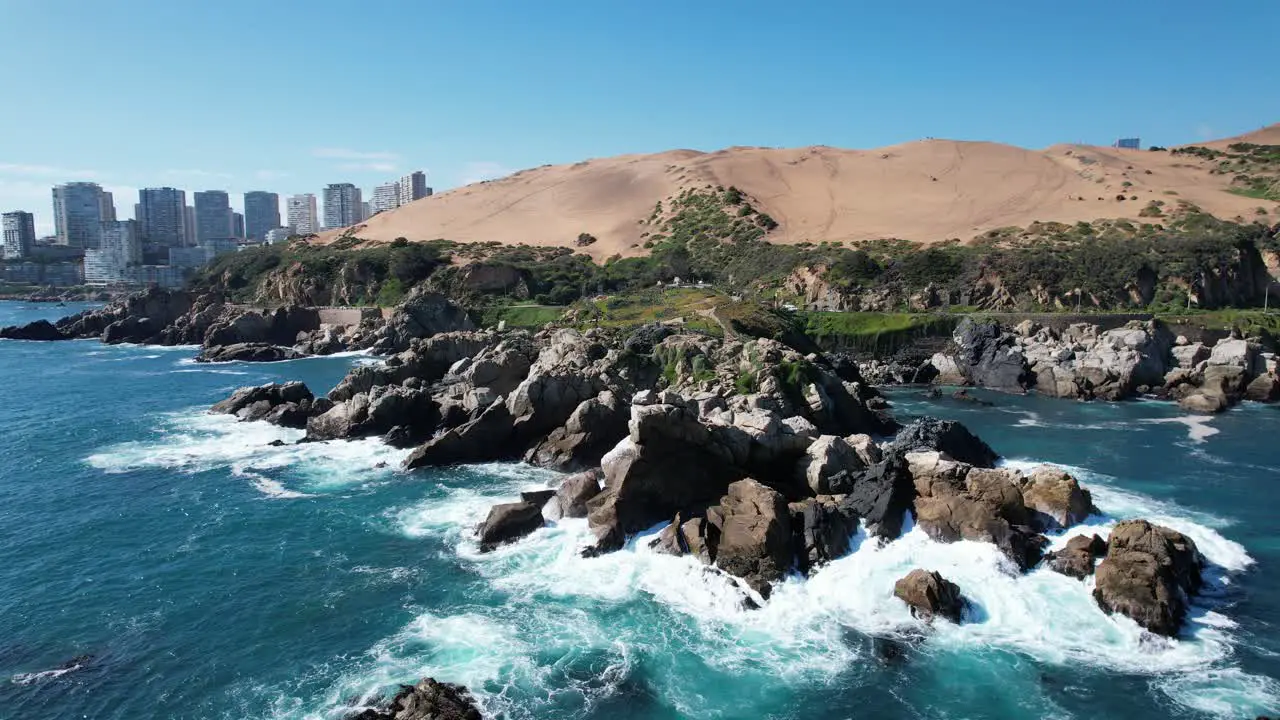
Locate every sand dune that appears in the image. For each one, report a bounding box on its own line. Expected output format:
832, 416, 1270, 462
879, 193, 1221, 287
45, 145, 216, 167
328, 127, 1279, 259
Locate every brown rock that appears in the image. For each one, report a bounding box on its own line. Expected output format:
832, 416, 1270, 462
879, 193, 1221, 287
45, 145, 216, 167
894, 569, 964, 623
1045, 534, 1107, 579
1020, 465, 1092, 531
1093, 520, 1203, 636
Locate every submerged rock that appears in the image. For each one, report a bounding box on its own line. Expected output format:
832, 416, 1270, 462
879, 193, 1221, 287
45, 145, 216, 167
477, 496, 548, 551
894, 569, 964, 623
196, 342, 302, 363
1092, 519, 1203, 636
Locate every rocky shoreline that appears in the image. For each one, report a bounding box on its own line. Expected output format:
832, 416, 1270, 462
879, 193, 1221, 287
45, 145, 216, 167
210, 312, 1210, 641
864, 316, 1280, 415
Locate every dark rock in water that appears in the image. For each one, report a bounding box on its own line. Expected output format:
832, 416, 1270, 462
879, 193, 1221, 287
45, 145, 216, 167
196, 342, 302, 363
543, 469, 602, 521
267, 439, 287, 447
950, 317, 1031, 392
0, 319, 68, 341
790, 495, 859, 573
844, 455, 915, 539
890, 417, 998, 468
383, 425, 416, 449
712, 479, 792, 598
203, 306, 320, 348
950, 389, 993, 406
1046, 534, 1108, 579
1093, 520, 1203, 636
477, 498, 546, 551
894, 569, 964, 623
525, 391, 629, 471
211, 381, 314, 422
345, 677, 483, 720
403, 401, 515, 468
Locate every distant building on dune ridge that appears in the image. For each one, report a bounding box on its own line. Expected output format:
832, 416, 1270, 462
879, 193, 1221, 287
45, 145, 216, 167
398, 171, 429, 206
1114, 138, 1141, 150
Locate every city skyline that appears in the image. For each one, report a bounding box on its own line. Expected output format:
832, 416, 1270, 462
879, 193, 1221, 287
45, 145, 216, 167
2, 172, 431, 240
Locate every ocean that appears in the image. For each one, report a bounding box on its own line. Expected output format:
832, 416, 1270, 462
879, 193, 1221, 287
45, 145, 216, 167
0, 300, 1277, 719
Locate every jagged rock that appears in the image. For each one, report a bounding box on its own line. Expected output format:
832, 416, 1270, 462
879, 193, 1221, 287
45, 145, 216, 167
0, 319, 68, 341
712, 479, 792, 598
891, 417, 998, 468
203, 306, 320, 348
381, 287, 476, 351
845, 433, 882, 466
1207, 338, 1262, 375
403, 400, 516, 468
844, 454, 915, 539
1093, 520, 1203, 636
212, 381, 314, 421
1171, 343, 1210, 369
1245, 372, 1280, 402
345, 677, 482, 720
1178, 391, 1228, 414
908, 452, 1046, 570
306, 394, 371, 441
796, 435, 864, 494
543, 469, 602, 520
196, 342, 302, 363
1020, 465, 1093, 531
1046, 534, 1108, 579
894, 569, 964, 623
623, 324, 675, 354
477, 497, 546, 551
949, 317, 1031, 392
525, 391, 628, 471
790, 495, 859, 573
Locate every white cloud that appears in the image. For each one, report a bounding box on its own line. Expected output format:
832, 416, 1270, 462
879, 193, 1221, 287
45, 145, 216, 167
337, 162, 398, 173
0, 163, 100, 178
460, 161, 515, 185
253, 169, 290, 181
312, 148, 400, 161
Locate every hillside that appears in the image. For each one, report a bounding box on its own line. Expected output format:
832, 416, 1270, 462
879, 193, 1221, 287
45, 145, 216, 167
325, 125, 1279, 260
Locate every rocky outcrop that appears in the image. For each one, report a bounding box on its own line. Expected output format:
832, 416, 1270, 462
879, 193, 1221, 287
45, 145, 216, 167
906, 453, 1078, 570
346, 677, 483, 720
210, 381, 317, 427
377, 286, 475, 352
524, 390, 628, 470
790, 495, 859, 573
890, 417, 999, 468
711, 479, 793, 597
1093, 520, 1203, 636
543, 469, 602, 521
894, 569, 964, 623
476, 490, 555, 551
947, 318, 1031, 392
0, 319, 68, 341
196, 342, 302, 363
1020, 465, 1093, 531
1045, 534, 1108, 579
921, 318, 1280, 415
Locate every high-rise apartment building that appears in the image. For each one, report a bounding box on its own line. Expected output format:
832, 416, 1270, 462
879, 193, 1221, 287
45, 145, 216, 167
232, 212, 245, 239
183, 205, 196, 247
100, 192, 116, 223
84, 220, 141, 285
138, 187, 187, 248
322, 183, 362, 228
398, 171, 428, 206
52, 182, 107, 248
371, 182, 400, 214
2, 211, 36, 259
193, 191, 232, 244
286, 194, 318, 234
243, 191, 280, 240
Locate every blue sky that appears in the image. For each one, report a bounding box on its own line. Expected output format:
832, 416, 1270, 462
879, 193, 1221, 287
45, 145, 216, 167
2, 0, 1277, 235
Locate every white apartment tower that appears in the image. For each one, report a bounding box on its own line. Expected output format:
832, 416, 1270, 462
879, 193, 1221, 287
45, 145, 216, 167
286, 194, 319, 234
398, 171, 428, 206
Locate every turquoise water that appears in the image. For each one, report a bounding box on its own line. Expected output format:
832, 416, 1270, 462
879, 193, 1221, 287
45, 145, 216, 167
1, 300, 1277, 719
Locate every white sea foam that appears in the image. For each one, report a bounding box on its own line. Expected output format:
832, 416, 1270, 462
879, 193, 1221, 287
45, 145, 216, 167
86, 410, 408, 497
344, 455, 1273, 719
10, 663, 84, 685
1144, 415, 1220, 443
